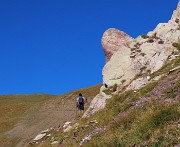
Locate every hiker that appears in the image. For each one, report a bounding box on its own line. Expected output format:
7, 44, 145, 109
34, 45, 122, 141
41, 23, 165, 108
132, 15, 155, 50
76, 93, 87, 117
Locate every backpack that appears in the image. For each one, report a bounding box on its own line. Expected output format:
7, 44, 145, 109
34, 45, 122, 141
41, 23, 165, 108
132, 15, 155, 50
78, 96, 84, 105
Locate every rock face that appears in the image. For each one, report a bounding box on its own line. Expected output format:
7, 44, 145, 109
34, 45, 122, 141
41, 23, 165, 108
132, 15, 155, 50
82, 91, 111, 118
83, 1, 180, 118
102, 1, 180, 88
102, 28, 134, 63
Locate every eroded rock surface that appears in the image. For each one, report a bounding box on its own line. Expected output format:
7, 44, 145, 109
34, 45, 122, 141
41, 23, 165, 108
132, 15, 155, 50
102, 1, 180, 88
84, 1, 180, 118
102, 28, 134, 63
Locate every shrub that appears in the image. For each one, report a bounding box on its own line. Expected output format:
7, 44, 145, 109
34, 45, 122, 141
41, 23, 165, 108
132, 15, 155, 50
158, 40, 164, 44
140, 66, 147, 72
147, 69, 151, 73
163, 88, 177, 98
140, 52, 146, 56
134, 43, 141, 48
121, 79, 126, 84
175, 18, 179, 23
151, 32, 159, 39
141, 34, 149, 39
172, 42, 180, 51
131, 48, 136, 51
112, 84, 118, 92
147, 39, 154, 43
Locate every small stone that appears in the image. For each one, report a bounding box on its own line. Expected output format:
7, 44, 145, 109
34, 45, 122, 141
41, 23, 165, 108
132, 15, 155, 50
51, 137, 55, 141
63, 121, 71, 128
90, 120, 98, 124
41, 129, 50, 134
146, 76, 150, 80
51, 141, 59, 145
33, 133, 46, 141
64, 125, 73, 133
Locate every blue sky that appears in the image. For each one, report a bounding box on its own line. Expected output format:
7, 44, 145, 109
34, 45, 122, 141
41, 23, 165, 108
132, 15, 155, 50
0, 0, 179, 95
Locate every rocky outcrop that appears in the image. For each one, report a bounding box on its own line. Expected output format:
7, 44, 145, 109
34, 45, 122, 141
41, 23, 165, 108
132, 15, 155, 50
83, 1, 180, 118
102, 28, 134, 63
102, 1, 180, 88
82, 91, 111, 118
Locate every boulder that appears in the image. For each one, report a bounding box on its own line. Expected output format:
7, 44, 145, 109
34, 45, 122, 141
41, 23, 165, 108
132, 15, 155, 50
82, 92, 111, 118
33, 133, 46, 141
102, 28, 134, 62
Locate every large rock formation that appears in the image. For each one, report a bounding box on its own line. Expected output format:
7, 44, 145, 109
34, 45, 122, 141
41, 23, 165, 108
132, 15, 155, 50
102, 1, 180, 88
84, 1, 180, 117
102, 28, 134, 63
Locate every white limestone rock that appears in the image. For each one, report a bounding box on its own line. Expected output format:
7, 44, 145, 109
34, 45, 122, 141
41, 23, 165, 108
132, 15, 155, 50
33, 133, 46, 141
83, 93, 111, 118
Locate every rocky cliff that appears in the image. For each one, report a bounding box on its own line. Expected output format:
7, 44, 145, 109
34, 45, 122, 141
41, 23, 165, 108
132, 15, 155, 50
27, 2, 180, 146
83, 0, 180, 117
102, 1, 180, 88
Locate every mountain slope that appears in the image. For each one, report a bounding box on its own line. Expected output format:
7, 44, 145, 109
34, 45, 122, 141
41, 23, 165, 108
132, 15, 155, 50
35, 57, 179, 147
0, 84, 101, 147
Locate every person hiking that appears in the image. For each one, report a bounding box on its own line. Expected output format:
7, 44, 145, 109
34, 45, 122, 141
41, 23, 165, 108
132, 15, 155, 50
76, 93, 87, 117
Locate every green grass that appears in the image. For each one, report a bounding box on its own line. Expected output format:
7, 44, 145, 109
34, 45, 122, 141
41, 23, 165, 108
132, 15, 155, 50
57, 61, 180, 147
28, 59, 180, 147
102, 89, 111, 95
163, 78, 180, 99
86, 103, 180, 147
60, 80, 161, 147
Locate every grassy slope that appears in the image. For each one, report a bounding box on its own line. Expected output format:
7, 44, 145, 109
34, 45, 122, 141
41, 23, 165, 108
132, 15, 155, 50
37, 57, 180, 147
0, 84, 101, 147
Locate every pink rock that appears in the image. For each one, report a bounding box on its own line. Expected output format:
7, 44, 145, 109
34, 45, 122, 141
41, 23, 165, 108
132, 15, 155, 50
101, 28, 134, 63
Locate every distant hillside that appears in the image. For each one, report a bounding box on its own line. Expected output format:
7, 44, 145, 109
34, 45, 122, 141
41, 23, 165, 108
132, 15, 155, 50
0, 84, 101, 147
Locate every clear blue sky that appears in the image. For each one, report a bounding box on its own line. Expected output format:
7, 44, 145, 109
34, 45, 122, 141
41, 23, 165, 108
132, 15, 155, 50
0, 0, 179, 95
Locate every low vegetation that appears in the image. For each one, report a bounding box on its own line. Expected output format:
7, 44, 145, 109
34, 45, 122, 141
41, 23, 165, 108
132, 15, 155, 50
175, 18, 179, 23
147, 39, 154, 43
121, 79, 126, 84
45, 56, 179, 147
140, 66, 147, 72
102, 89, 111, 95
158, 40, 164, 44
141, 34, 149, 39
134, 43, 141, 48
140, 52, 146, 56
0, 84, 102, 147
172, 42, 180, 51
